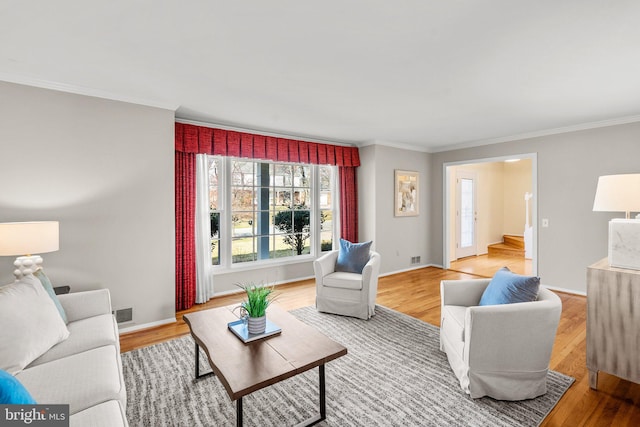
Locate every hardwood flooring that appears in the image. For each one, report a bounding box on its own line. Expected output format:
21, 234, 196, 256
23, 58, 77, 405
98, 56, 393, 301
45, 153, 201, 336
449, 253, 533, 276
120, 266, 639, 426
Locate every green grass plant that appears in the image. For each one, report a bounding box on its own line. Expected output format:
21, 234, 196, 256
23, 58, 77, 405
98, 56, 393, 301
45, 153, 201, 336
236, 282, 276, 318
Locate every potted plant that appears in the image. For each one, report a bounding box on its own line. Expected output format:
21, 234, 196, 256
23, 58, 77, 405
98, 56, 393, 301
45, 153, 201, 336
236, 282, 275, 335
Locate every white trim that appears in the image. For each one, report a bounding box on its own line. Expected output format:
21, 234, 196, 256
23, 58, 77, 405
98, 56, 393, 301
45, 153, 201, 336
0, 73, 179, 111
210, 275, 316, 298
542, 284, 586, 297
379, 264, 439, 277
429, 114, 640, 153
118, 317, 176, 334
175, 118, 357, 147
358, 139, 431, 153
212, 254, 315, 274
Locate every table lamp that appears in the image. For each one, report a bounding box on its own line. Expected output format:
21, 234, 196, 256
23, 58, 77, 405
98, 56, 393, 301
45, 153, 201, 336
0, 221, 59, 279
593, 174, 640, 270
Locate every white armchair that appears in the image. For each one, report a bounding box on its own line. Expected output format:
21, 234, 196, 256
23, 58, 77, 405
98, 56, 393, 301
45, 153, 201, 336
440, 278, 562, 400
314, 250, 381, 320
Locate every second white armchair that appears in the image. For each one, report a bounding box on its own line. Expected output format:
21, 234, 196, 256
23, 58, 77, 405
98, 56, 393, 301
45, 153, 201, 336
440, 278, 562, 400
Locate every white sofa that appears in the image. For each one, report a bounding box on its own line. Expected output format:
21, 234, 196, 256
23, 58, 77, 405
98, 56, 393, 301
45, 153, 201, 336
1, 276, 128, 426
440, 278, 562, 400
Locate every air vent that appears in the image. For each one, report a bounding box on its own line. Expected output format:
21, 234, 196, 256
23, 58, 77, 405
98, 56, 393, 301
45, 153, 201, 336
411, 256, 421, 265
114, 308, 133, 323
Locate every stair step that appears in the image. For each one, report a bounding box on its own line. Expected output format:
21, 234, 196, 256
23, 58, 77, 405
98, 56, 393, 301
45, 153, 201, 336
503, 235, 525, 249
488, 243, 525, 258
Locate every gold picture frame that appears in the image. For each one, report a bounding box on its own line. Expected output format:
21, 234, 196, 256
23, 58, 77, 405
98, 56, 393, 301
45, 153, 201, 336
395, 170, 419, 217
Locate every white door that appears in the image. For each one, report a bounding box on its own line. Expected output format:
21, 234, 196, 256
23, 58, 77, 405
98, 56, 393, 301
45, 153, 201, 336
456, 171, 477, 259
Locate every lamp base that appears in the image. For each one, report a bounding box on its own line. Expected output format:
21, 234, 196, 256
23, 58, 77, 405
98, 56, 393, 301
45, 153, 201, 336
609, 219, 640, 270
13, 255, 43, 279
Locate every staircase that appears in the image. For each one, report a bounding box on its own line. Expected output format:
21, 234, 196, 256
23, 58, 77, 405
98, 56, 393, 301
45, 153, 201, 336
488, 235, 525, 258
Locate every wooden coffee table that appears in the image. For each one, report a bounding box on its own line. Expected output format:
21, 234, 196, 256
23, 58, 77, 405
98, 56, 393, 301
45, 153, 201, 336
183, 304, 347, 427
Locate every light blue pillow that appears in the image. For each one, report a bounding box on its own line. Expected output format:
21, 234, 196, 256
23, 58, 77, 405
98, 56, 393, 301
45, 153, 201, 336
0, 369, 36, 404
335, 239, 373, 274
34, 269, 68, 324
479, 267, 540, 306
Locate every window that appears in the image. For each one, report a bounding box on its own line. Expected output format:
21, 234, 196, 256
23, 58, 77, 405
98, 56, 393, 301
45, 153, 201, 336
207, 156, 338, 267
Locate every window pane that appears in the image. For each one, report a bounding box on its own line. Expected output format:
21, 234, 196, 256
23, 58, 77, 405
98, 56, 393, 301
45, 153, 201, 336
232, 161, 255, 186
273, 164, 292, 186
320, 166, 332, 191
208, 158, 220, 210
231, 187, 254, 210
294, 189, 311, 209
232, 237, 256, 263
272, 210, 292, 235
320, 209, 332, 252
293, 165, 311, 187
274, 188, 292, 208
232, 212, 254, 238
271, 234, 293, 258
460, 178, 474, 248
211, 238, 220, 265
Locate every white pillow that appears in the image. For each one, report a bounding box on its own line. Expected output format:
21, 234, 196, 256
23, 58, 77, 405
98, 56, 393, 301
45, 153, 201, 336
0, 275, 70, 374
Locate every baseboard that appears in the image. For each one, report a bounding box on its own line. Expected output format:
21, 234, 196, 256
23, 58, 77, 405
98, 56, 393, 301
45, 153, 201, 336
543, 284, 586, 296
380, 264, 441, 277
119, 317, 176, 334
211, 276, 316, 298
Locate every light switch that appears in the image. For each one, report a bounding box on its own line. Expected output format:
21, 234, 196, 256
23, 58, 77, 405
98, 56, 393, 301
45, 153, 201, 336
542, 218, 549, 228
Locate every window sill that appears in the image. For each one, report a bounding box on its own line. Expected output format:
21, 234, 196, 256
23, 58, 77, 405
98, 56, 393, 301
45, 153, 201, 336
211, 254, 316, 275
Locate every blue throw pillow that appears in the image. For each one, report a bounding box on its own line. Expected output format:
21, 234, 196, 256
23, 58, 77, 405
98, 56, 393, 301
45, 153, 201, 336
335, 239, 373, 274
34, 269, 68, 324
0, 369, 36, 404
479, 267, 540, 306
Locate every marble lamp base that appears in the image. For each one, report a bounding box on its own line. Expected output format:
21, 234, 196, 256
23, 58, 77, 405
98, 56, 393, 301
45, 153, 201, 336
609, 219, 640, 270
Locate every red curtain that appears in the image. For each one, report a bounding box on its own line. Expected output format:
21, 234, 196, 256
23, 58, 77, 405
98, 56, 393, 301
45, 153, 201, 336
339, 166, 359, 243
175, 123, 361, 167
175, 151, 196, 311
174, 122, 361, 311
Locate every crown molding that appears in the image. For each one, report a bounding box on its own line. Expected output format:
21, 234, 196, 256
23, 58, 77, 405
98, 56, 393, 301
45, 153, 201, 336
357, 139, 431, 153
429, 114, 640, 153
0, 73, 179, 111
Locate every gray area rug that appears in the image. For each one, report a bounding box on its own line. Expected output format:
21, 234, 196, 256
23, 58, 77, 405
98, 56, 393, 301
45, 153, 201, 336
122, 306, 574, 426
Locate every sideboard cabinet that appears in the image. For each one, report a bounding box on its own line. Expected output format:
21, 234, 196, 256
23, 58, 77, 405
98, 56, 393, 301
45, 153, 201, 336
587, 258, 640, 389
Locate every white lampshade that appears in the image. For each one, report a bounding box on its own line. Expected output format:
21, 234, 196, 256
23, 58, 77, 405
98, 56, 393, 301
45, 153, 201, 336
0, 221, 59, 256
593, 174, 640, 218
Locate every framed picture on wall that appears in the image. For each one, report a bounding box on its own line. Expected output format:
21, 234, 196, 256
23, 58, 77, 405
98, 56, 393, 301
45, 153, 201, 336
395, 170, 419, 217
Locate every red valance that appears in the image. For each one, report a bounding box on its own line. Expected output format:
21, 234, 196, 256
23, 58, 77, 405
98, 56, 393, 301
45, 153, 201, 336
175, 122, 360, 167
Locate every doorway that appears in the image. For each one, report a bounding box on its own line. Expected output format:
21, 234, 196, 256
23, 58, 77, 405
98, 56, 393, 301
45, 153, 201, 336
444, 154, 537, 277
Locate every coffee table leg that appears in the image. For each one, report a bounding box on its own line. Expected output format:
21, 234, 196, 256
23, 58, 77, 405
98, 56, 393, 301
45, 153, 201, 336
237, 397, 243, 427
292, 364, 326, 427
232, 365, 326, 427
194, 342, 215, 379
319, 364, 326, 421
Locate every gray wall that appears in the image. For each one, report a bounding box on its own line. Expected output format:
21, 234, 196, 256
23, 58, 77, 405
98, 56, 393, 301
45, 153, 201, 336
0, 82, 176, 328
359, 144, 431, 274
3, 80, 639, 327
430, 122, 640, 293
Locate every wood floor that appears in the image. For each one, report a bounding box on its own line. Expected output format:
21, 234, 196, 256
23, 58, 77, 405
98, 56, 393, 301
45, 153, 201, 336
120, 267, 640, 426
449, 253, 533, 276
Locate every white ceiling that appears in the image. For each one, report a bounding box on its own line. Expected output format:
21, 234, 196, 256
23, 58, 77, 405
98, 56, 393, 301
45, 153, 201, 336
2, 1, 640, 152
